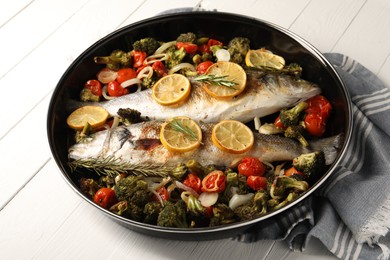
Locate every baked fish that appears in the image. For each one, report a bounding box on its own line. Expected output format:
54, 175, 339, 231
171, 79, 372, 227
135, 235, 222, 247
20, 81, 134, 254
69, 70, 321, 123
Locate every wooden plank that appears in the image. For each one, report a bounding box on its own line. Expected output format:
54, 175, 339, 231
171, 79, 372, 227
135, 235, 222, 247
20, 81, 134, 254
0, 0, 145, 139
0, 0, 90, 78
289, 0, 366, 52
332, 0, 390, 75
378, 55, 390, 88
0, 0, 33, 27
195, 0, 311, 28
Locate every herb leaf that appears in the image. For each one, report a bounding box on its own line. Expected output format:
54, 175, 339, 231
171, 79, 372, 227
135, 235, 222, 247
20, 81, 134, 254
168, 119, 202, 144
194, 74, 238, 89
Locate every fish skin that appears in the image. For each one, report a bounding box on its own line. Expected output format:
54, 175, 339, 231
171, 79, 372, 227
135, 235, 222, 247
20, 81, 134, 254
68, 120, 342, 168
68, 70, 321, 123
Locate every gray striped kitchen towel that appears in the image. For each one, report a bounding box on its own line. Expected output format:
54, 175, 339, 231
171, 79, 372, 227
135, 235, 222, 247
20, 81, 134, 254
238, 53, 390, 260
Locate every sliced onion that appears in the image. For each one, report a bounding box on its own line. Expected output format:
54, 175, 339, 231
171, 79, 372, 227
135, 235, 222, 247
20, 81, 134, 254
137, 66, 153, 79
229, 193, 254, 210
120, 78, 142, 88
198, 192, 219, 207
97, 67, 117, 84
149, 188, 164, 206
175, 180, 199, 197
144, 53, 169, 65
168, 62, 196, 74
216, 49, 231, 62
254, 117, 261, 130
154, 41, 176, 54
102, 85, 116, 100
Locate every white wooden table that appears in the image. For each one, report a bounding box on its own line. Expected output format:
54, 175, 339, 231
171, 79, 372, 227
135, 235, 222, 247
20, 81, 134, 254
1, 1, 389, 259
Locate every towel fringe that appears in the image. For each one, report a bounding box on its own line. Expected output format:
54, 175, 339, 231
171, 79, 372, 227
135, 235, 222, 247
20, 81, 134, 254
355, 195, 390, 260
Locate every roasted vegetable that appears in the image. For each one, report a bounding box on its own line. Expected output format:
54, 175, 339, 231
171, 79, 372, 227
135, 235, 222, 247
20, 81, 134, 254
269, 175, 309, 199
284, 124, 309, 147
143, 201, 163, 224
165, 46, 186, 69
114, 175, 150, 221
227, 37, 250, 64
132, 37, 161, 55
157, 200, 188, 228
209, 203, 236, 227
79, 178, 101, 198
176, 32, 197, 43
94, 49, 132, 70
279, 102, 308, 127
117, 108, 143, 125
233, 190, 268, 221
80, 88, 100, 102
292, 151, 326, 177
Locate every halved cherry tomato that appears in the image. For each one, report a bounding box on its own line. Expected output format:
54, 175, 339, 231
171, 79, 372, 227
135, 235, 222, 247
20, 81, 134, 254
116, 68, 137, 84
201, 170, 226, 193
107, 80, 129, 97
306, 95, 332, 119
175, 42, 198, 54
133, 51, 147, 68
152, 60, 167, 77
85, 79, 102, 97
274, 115, 285, 129
183, 173, 202, 194
238, 157, 266, 177
284, 166, 305, 177
196, 61, 213, 74
153, 186, 169, 201
207, 39, 223, 47
93, 187, 118, 209
247, 176, 267, 191
304, 113, 326, 137
198, 44, 210, 53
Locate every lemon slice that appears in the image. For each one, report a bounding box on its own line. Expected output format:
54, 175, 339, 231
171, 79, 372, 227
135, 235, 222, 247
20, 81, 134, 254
66, 106, 109, 130
211, 120, 254, 154
203, 61, 247, 99
152, 74, 191, 106
160, 116, 202, 152
245, 48, 285, 70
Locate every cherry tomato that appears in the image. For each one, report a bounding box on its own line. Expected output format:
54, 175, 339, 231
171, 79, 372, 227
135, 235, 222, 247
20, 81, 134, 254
175, 42, 198, 54
84, 79, 102, 97
183, 173, 202, 194
207, 39, 223, 47
96, 67, 118, 84
238, 157, 266, 177
93, 187, 117, 209
284, 166, 305, 177
306, 95, 332, 119
133, 51, 147, 68
304, 113, 326, 137
274, 115, 285, 129
247, 176, 267, 191
152, 60, 167, 77
153, 186, 169, 201
196, 61, 213, 74
116, 68, 137, 84
201, 170, 226, 193
107, 80, 129, 97
198, 44, 210, 53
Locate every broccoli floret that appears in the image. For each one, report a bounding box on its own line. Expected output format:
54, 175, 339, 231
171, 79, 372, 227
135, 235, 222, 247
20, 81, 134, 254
185, 160, 208, 178
74, 122, 93, 143
165, 46, 186, 69
80, 88, 100, 102
219, 169, 249, 204
117, 108, 143, 125
79, 178, 101, 198
169, 163, 188, 181
227, 37, 251, 65
114, 175, 150, 221
282, 63, 303, 77
176, 32, 197, 43
209, 203, 236, 227
143, 201, 163, 224
233, 190, 268, 221
157, 200, 188, 228
132, 37, 161, 55
268, 192, 298, 211
185, 193, 210, 227
279, 102, 308, 127
284, 124, 309, 147
270, 176, 309, 199
94, 49, 132, 70
292, 151, 326, 177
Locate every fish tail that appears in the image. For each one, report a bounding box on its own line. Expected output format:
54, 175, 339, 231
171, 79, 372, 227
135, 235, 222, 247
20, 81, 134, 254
309, 133, 344, 165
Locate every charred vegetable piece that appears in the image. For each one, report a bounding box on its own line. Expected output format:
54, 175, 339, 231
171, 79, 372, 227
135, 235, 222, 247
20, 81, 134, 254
292, 151, 326, 177
117, 108, 143, 124
279, 101, 308, 127
94, 49, 132, 70
143, 201, 163, 224
270, 176, 309, 199
176, 32, 197, 43
284, 124, 309, 147
132, 37, 161, 56
157, 200, 188, 228
209, 203, 236, 227
227, 37, 250, 65
234, 190, 267, 221
79, 178, 101, 198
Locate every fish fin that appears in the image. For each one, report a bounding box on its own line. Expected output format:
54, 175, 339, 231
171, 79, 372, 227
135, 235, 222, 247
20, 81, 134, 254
309, 133, 345, 165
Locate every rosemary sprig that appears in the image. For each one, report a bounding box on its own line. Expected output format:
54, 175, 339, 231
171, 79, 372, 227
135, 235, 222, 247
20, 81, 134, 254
168, 119, 202, 144
193, 74, 238, 89
69, 156, 184, 178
